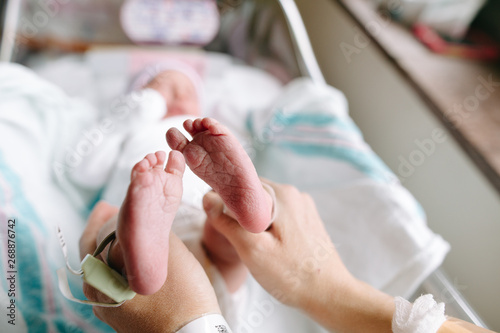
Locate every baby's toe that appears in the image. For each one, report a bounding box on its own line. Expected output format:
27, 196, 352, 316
203, 118, 228, 136
201, 117, 217, 129
154, 151, 167, 167
183, 119, 194, 134
192, 118, 205, 133
131, 159, 149, 180
144, 153, 158, 167
166, 128, 190, 152
165, 151, 185, 177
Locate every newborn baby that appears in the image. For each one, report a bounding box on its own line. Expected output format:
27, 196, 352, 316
78, 63, 274, 295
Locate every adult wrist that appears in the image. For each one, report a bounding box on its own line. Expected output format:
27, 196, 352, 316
305, 272, 394, 332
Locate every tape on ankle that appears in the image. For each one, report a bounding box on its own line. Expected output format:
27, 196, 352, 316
222, 182, 278, 226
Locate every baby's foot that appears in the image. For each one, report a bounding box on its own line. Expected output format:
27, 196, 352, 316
116, 150, 185, 295
166, 117, 272, 233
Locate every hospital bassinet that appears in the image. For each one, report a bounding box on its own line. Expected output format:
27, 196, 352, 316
0, 0, 487, 328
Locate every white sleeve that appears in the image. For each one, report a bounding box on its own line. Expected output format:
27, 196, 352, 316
176, 314, 233, 333
392, 294, 446, 333
68, 89, 166, 189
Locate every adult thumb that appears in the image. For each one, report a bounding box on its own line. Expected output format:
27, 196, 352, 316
202, 191, 251, 248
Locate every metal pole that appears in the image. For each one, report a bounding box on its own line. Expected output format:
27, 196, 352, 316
277, 0, 326, 84
1, 0, 23, 62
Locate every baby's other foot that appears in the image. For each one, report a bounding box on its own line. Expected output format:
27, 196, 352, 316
202, 192, 248, 293
117, 151, 185, 294
166, 117, 272, 233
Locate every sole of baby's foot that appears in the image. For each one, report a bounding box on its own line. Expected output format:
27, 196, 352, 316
166, 117, 272, 233
116, 150, 185, 295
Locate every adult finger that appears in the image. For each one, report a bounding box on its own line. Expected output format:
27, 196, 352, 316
203, 191, 272, 259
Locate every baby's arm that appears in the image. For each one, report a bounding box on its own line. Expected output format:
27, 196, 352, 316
69, 89, 166, 189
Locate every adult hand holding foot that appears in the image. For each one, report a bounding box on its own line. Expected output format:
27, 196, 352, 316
203, 179, 395, 333
204, 179, 496, 333
79, 201, 223, 333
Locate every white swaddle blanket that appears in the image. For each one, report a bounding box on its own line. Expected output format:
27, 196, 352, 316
0, 60, 449, 333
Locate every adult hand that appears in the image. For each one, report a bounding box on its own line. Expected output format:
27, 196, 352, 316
79, 201, 220, 333
202, 181, 346, 307
203, 180, 394, 333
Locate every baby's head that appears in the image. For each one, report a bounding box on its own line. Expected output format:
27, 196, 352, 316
144, 70, 200, 118
130, 61, 203, 118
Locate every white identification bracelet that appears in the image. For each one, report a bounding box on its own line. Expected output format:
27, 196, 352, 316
176, 314, 232, 333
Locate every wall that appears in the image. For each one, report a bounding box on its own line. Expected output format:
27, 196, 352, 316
293, 0, 500, 329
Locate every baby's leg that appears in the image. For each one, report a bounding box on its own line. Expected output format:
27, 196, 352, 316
106, 151, 185, 295
166, 118, 273, 233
